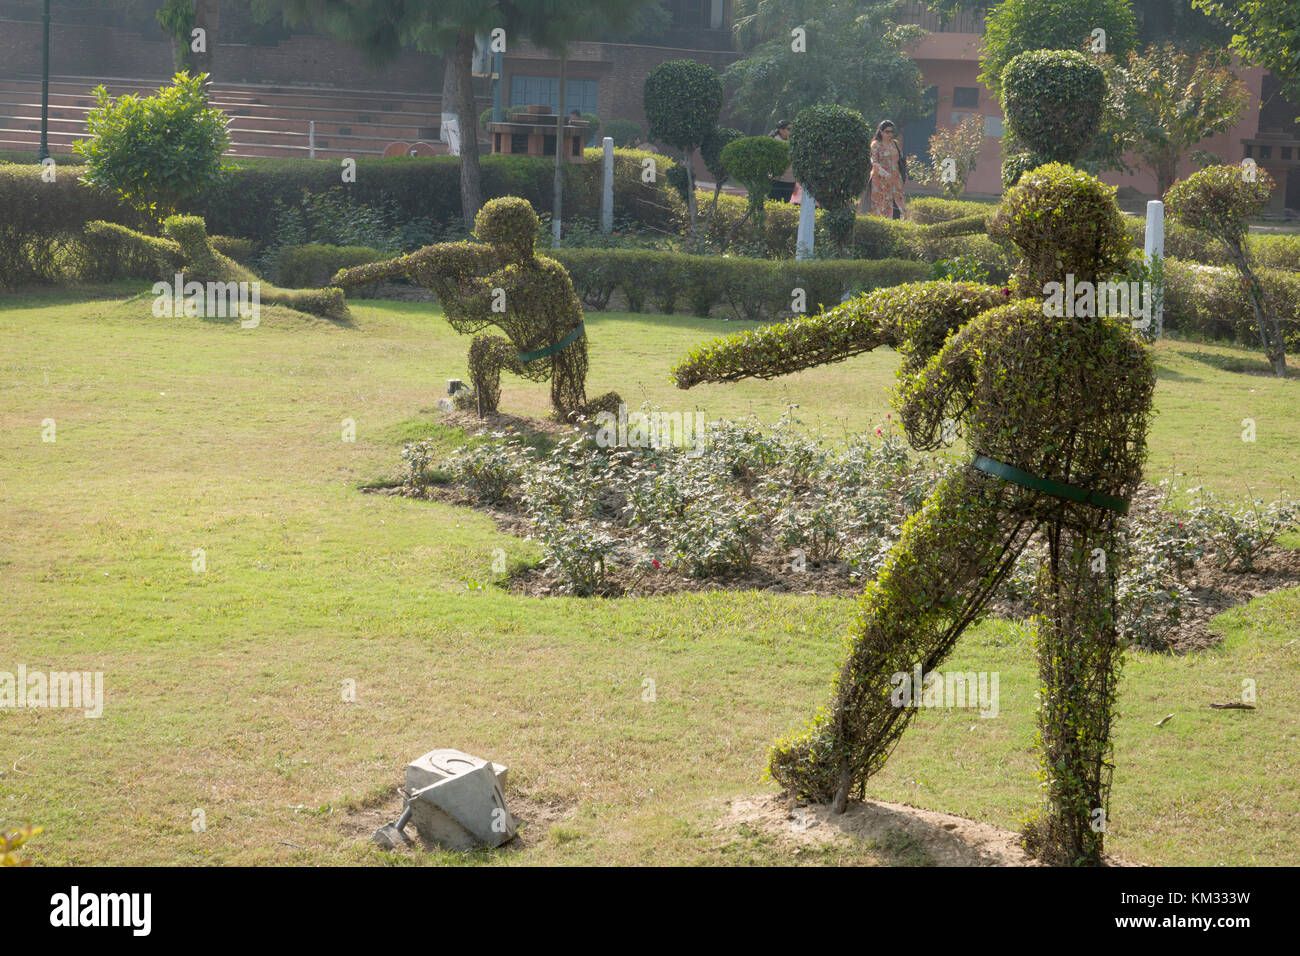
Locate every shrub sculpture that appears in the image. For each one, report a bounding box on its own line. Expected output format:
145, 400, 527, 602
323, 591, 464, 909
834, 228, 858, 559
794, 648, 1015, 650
999, 50, 1107, 187
333, 196, 621, 421
719, 136, 791, 251
84, 215, 349, 319
789, 105, 873, 250
672, 164, 1156, 866
1165, 164, 1287, 377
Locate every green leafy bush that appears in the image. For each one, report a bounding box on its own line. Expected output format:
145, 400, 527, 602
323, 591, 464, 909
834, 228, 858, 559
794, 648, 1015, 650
642, 60, 723, 154
1161, 258, 1300, 350
73, 72, 229, 222
0, 164, 139, 287
552, 247, 929, 318
790, 105, 873, 249
604, 118, 642, 147
274, 244, 389, 289
720, 136, 791, 247
1001, 50, 1108, 164
908, 197, 994, 224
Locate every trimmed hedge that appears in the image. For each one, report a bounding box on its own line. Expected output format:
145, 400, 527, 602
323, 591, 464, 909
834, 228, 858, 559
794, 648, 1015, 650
551, 248, 929, 319
0, 163, 140, 287
907, 197, 996, 224
274, 243, 388, 288
1162, 257, 1300, 350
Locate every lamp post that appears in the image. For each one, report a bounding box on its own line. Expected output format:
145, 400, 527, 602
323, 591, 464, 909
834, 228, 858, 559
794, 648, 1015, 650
38, 0, 51, 161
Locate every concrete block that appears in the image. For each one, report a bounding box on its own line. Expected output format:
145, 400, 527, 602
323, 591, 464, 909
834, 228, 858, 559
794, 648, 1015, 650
409, 762, 516, 850
406, 748, 507, 794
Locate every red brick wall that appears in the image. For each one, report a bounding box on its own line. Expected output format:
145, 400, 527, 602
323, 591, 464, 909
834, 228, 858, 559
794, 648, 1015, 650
0, 18, 441, 92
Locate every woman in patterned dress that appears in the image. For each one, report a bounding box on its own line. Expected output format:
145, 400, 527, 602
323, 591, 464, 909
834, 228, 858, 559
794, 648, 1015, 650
869, 120, 907, 219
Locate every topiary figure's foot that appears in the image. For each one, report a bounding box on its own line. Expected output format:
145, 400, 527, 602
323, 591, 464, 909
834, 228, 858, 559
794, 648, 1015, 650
577, 391, 624, 420
768, 721, 845, 808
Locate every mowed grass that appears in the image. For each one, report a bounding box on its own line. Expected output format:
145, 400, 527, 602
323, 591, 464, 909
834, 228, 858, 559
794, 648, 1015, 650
1, 283, 1297, 866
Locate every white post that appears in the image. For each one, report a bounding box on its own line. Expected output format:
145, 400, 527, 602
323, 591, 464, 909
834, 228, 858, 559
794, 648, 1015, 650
601, 136, 615, 234
796, 186, 815, 260
309, 121, 315, 160
1144, 200, 1164, 337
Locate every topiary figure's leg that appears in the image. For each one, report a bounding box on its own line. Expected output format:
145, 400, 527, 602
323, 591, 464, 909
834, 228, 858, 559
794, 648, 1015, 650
1031, 519, 1124, 866
770, 466, 1044, 810
467, 334, 524, 417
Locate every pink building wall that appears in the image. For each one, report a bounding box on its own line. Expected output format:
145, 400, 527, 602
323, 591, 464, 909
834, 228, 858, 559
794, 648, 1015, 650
907, 31, 1266, 203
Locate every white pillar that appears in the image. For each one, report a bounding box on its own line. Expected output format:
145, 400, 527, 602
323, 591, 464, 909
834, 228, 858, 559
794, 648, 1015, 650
1144, 200, 1164, 337
601, 136, 615, 234
309, 121, 315, 160
796, 186, 815, 261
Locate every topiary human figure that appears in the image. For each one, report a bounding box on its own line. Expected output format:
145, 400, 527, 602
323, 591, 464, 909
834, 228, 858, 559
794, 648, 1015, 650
84, 214, 349, 319
333, 196, 621, 421
672, 165, 1155, 865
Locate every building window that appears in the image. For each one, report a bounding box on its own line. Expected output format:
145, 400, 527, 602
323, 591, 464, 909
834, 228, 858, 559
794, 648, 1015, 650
983, 115, 1003, 138
1260, 145, 1273, 160
666, 0, 713, 29
509, 75, 599, 115
953, 87, 980, 108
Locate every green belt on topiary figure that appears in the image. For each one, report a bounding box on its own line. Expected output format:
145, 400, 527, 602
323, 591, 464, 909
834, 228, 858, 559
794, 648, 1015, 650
332, 196, 621, 422
671, 164, 1156, 866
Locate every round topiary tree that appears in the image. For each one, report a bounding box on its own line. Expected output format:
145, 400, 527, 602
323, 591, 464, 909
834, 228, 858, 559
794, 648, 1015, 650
789, 104, 872, 250
979, 0, 1137, 100
697, 126, 745, 249
643, 60, 724, 236
1166, 164, 1286, 376
1002, 50, 1107, 165
719, 135, 790, 252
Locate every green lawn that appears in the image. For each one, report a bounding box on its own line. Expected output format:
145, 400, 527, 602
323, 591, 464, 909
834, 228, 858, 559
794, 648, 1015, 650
1, 283, 1297, 866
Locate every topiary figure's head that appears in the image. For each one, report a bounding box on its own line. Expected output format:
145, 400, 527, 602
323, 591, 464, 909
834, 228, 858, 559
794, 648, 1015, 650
474, 197, 538, 261
990, 162, 1129, 295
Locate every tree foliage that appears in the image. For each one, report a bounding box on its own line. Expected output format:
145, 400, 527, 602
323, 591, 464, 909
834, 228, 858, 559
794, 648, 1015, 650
726, 0, 926, 133
789, 104, 872, 249
1002, 50, 1107, 163
1117, 44, 1249, 194
73, 72, 229, 223
979, 0, 1138, 99
1193, 0, 1300, 111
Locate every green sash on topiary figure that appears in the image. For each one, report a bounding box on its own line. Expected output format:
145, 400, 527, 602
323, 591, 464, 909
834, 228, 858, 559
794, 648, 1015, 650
333, 196, 621, 421
672, 164, 1156, 865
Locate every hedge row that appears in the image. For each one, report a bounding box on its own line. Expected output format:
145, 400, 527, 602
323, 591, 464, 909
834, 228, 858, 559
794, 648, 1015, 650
539, 248, 929, 319
1163, 257, 1300, 349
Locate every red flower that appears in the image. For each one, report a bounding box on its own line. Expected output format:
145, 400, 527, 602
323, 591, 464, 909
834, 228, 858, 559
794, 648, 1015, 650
876, 428, 882, 436
652, 558, 661, 569
1000, 288, 1011, 296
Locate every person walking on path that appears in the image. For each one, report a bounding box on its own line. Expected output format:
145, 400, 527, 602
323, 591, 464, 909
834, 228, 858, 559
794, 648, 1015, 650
768, 120, 796, 202
868, 120, 907, 219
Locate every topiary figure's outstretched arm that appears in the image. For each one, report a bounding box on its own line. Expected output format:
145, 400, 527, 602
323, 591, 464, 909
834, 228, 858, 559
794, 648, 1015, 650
84, 220, 183, 272
671, 281, 1007, 389
671, 295, 903, 388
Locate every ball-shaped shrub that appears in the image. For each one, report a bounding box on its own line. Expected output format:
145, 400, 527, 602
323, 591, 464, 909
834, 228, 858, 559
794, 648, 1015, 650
720, 136, 790, 197
1165, 164, 1277, 247
979, 0, 1137, 98
702, 126, 745, 183
642, 60, 723, 153
990, 162, 1130, 292
789, 104, 872, 247
1002, 50, 1107, 164
605, 118, 642, 147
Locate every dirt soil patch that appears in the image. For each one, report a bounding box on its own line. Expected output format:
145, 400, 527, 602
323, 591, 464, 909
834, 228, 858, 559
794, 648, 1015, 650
719, 793, 1138, 866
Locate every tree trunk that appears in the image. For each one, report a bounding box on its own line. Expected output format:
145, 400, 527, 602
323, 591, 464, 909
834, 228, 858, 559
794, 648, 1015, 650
1231, 244, 1288, 377
454, 30, 483, 228
553, 52, 567, 242
441, 53, 458, 153
190, 0, 219, 78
